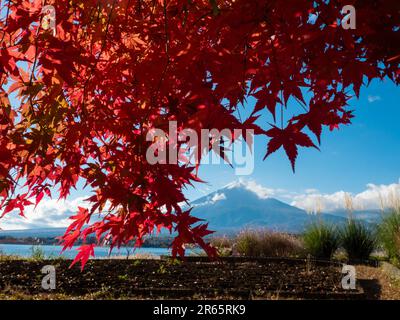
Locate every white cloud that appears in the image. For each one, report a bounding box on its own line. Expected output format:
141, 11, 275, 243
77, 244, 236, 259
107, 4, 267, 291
367, 95, 381, 103
3, 179, 400, 230
224, 178, 400, 213
0, 196, 88, 230
290, 191, 347, 213
225, 178, 286, 199
291, 181, 400, 212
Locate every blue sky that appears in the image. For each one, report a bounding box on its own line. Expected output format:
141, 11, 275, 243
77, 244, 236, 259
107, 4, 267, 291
4, 78, 399, 230
4, 62, 400, 213
182, 79, 400, 201
2, 2, 398, 204
2, 5, 400, 228
44, 78, 400, 203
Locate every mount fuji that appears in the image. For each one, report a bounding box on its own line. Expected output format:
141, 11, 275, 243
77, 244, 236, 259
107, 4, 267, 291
189, 181, 348, 234
1, 181, 378, 238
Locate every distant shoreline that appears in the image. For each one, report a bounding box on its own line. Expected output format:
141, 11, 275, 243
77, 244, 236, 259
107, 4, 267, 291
0, 236, 174, 248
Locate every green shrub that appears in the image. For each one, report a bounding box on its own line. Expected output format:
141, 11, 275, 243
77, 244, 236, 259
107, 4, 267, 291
303, 223, 340, 260
30, 245, 46, 261
235, 230, 260, 256
210, 236, 233, 249
378, 209, 400, 263
340, 220, 376, 261
259, 232, 304, 257
210, 236, 234, 256
235, 229, 303, 257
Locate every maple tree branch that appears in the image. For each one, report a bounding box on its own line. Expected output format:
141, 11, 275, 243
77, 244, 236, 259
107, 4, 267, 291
0, 0, 11, 43
280, 91, 284, 129
295, 97, 308, 113
163, 0, 170, 59
209, 0, 219, 16
1, 0, 398, 269
0, 0, 12, 89
82, 0, 117, 115
27, 6, 48, 118
151, 0, 170, 107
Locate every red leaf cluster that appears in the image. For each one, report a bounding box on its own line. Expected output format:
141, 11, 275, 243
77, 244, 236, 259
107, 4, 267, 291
0, 0, 399, 269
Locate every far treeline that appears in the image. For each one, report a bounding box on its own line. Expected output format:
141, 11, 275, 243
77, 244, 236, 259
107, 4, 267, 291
0, 236, 174, 248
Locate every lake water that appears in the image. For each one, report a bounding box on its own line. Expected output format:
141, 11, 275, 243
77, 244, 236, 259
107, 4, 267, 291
0, 244, 171, 259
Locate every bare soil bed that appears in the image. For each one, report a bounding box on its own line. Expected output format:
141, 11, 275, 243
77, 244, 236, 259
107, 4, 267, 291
0, 257, 380, 300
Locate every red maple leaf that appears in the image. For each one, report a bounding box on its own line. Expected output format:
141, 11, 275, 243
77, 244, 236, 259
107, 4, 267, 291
0, 0, 398, 268
264, 124, 319, 171
69, 244, 95, 271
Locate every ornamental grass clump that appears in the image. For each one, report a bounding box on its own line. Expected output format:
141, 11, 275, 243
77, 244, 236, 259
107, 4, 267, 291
303, 223, 340, 260
340, 220, 377, 261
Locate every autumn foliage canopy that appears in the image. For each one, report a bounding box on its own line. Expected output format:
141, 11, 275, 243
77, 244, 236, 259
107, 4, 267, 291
0, 0, 399, 268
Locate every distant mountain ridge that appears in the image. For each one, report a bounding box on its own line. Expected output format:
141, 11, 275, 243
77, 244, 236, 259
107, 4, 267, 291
0, 181, 380, 238
190, 181, 349, 234
325, 209, 382, 224
0, 227, 66, 238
